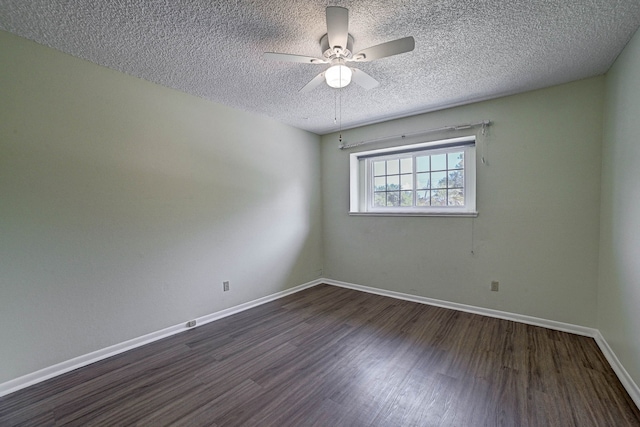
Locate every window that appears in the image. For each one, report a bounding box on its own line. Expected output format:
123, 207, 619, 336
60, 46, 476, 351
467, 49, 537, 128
349, 136, 477, 216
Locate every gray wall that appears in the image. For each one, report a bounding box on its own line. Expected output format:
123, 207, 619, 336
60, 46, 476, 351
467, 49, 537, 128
599, 27, 640, 388
322, 77, 604, 327
0, 31, 323, 384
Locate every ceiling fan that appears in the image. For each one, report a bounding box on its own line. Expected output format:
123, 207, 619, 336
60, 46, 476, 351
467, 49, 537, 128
264, 6, 415, 92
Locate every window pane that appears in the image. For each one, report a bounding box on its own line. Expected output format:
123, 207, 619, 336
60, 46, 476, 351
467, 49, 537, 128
400, 191, 413, 207
416, 172, 430, 190
432, 189, 447, 206
416, 190, 430, 206
374, 161, 386, 176
356, 138, 475, 214
416, 156, 430, 172
431, 154, 447, 171
386, 175, 400, 191
448, 170, 464, 188
387, 192, 400, 207
400, 174, 413, 190
432, 171, 447, 188
448, 189, 464, 206
400, 157, 413, 174
448, 152, 464, 169
387, 159, 400, 175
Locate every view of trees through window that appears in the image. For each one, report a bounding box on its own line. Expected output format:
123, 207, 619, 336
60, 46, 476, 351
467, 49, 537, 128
372, 151, 465, 208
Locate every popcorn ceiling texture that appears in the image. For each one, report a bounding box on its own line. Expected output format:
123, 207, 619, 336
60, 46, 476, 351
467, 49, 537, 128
1, 0, 639, 134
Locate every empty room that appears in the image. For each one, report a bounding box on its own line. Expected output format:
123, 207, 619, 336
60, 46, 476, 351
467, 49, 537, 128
1, 1, 640, 425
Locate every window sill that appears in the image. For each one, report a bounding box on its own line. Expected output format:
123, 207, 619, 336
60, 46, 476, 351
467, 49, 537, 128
349, 211, 478, 218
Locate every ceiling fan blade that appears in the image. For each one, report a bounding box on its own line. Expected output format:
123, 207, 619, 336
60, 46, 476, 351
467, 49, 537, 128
326, 6, 349, 51
264, 52, 327, 64
300, 72, 326, 93
352, 36, 415, 62
351, 68, 379, 90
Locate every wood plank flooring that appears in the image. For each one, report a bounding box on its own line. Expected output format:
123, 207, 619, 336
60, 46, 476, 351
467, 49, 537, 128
1, 284, 639, 426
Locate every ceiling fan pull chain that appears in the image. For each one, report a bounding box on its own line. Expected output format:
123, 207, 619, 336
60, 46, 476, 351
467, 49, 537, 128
334, 90, 338, 124
339, 66, 342, 132
339, 65, 343, 143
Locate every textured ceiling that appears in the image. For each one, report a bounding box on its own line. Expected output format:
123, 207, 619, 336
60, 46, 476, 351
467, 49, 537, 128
1, 1, 640, 135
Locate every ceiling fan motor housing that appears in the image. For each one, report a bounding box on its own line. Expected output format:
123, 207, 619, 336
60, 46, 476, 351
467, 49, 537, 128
321, 33, 354, 59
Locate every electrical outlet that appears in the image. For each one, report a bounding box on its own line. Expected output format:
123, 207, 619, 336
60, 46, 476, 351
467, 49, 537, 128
187, 320, 196, 328
223, 281, 230, 292
491, 281, 499, 292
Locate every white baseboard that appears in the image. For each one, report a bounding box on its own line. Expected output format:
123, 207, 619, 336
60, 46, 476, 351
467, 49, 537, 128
2, 277, 638, 412
0, 279, 322, 398
323, 278, 640, 409
194, 279, 321, 327
594, 331, 640, 409
323, 279, 598, 337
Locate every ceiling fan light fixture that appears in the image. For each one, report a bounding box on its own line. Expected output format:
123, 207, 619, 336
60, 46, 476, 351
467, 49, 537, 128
325, 64, 352, 88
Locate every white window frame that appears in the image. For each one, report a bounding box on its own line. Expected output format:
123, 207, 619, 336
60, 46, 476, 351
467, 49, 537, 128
349, 136, 477, 217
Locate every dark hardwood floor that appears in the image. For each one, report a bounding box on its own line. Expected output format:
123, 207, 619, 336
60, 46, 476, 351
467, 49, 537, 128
1, 284, 639, 426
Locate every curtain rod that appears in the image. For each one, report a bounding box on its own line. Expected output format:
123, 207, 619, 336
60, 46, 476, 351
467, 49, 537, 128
338, 120, 492, 150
